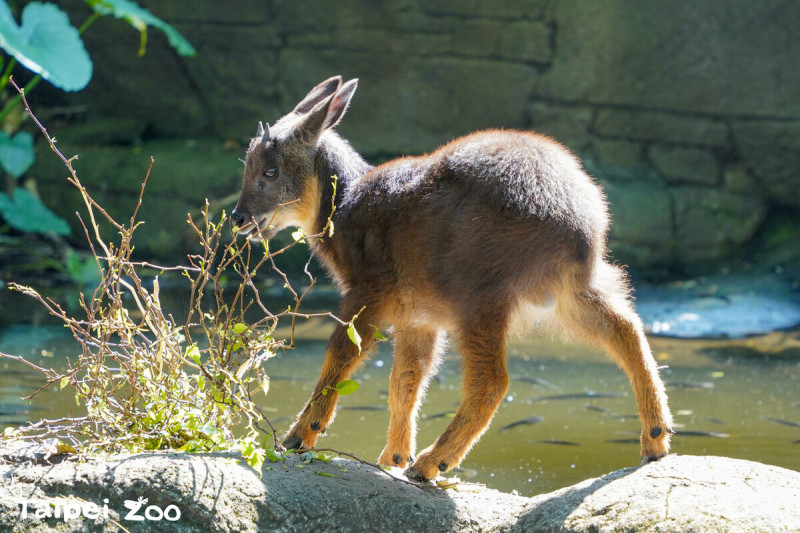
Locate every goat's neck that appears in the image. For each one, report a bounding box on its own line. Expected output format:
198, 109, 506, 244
308, 133, 371, 286
313, 133, 372, 234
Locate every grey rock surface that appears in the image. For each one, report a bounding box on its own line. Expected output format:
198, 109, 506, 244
514, 455, 800, 533
1, 447, 798, 532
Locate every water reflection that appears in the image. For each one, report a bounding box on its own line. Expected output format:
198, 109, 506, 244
0, 288, 798, 496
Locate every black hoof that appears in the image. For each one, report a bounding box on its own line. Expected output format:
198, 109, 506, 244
310, 421, 320, 431
438, 462, 448, 472
404, 466, 429, 482
283, 436, 303, 451
641, 452, 668, 466
392, 453, 402, 465
650, 426, 662, 439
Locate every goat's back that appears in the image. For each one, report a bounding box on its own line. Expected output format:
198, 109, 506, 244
330, 130, 610, 316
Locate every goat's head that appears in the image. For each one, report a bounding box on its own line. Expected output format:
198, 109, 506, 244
232, 76, 357, 241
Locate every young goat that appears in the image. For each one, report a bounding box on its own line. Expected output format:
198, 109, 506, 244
232, 76, 673, 481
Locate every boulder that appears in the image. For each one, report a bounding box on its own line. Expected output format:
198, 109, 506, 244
591, 109, 729, 147
648, 145, 720, 186
672, 186, 767, 266
0, 446, 797, 532
536, 2, 800, 118
602, 178, 674, 268
516, 455, 800, 533
732, 120, 800, 209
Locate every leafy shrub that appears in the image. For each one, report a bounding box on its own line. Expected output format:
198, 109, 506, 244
0, 85, 360, 472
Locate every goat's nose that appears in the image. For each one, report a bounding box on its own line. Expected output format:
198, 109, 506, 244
231, 209, 246, 228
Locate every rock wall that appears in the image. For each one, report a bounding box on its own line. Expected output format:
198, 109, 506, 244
32, 0, 800, 273
1, 448, 799, 532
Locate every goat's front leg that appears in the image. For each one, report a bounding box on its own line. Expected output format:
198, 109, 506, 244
283, 303, 379, 451
378, 327, 445, 468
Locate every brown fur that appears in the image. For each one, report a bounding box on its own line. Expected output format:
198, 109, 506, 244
232, 77, 673, 481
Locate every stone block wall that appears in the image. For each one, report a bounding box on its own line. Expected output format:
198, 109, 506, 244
32, 0, 800, 273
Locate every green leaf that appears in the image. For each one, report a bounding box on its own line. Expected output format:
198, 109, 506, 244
264, 446, 287, 462
335, 379, 359, 396
55, 442, 77, 454
86, 0, 196, 57
0, 188, 71, 235
240, 439, 266, 476
232, 322, 248, 335
373, 327, 389, 342
0, 131, 34, 178
315, 471, 337, 478
347, 322, 362, 354
185, 344, 201, 364
300, 451, 314, 463
0, 2, 92, 91
291, 228, 307, 243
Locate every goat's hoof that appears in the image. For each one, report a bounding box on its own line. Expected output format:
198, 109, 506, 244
378, 449, 411, 468
640, 452, 668, 466
404, 465, 431, 482
282, 435, 304, 451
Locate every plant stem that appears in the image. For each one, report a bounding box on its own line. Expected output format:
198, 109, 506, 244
0, 57, 16, 94
78, 11, 102, 35
0, 73, 41, 124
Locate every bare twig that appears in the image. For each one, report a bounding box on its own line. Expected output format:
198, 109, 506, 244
312, 448, 428, 490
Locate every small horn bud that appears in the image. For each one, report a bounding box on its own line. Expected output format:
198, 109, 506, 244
265, 123, 271, 141
257, 121, 265, 137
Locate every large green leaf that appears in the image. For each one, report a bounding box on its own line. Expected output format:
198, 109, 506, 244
86, 0, 196, 57
0, 2, 92, 91
0, 130, 33, 178
335, 379, 359, 396
0, 187, 71, 235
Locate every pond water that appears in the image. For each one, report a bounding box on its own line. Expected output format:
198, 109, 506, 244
0, 284, 798, 496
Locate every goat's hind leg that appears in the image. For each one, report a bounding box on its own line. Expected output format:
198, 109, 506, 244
378, 326, 444, 468
560, 262, 673, 462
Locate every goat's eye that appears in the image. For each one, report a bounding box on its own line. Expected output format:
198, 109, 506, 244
264, 168, 278, 179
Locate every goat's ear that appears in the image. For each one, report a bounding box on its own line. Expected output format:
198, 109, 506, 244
295, 79, 358, 145
321, 79, 358, 131
293, 76, 343, 115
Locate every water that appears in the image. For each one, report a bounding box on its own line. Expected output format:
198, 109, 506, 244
0, 286, 798, 496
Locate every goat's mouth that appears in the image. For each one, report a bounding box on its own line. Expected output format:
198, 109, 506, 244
235, 216, 273, 241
